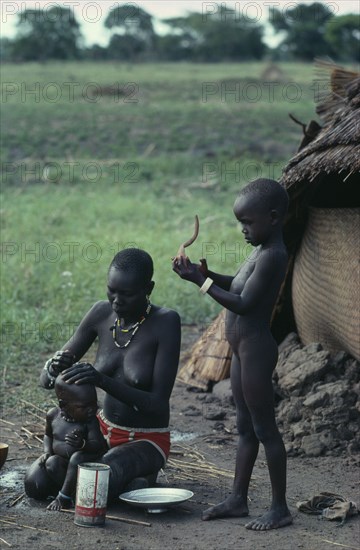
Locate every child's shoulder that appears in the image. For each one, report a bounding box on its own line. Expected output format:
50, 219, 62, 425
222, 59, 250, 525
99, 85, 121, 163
46, 406, 60, 421
256, 244, 288, 270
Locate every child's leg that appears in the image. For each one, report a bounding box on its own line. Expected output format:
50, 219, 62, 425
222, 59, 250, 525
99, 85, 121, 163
47, 450, 101, 511
203, 354, 257, 520
240, 334, 292, 530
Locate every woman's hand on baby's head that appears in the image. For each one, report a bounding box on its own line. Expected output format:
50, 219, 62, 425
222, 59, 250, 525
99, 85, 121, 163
61, 362, 101, 386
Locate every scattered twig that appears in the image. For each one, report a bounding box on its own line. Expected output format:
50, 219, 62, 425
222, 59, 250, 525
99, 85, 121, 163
168, 457, 234, 479
60, 509, 151, 527
8, 493, 25, 507
0, 518, 55, 533
2, 365, 7, 386
21, 426, 43, 444
321, 541, 360, 550
0, 419, 15, 426
23, 408, 45, 423
20, 399, 46, 415
13, 432, 33, 449
0, 536, 12, 547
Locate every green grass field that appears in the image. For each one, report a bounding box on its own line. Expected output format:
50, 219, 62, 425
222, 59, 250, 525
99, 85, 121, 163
1, 61, 318, 408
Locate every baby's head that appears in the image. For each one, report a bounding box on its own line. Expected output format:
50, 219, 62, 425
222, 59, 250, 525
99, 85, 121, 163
234, 179, 289, 246
55, 375, 98, 423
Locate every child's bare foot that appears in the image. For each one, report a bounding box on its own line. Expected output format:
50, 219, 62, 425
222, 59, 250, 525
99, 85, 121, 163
245, 508, 292, 530
47, 494, 73, 511
202, 495, 249, 521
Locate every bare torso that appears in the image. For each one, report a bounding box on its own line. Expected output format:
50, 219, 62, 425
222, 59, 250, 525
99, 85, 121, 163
74, 302, 178, 429
48, 408, 88, 459
225, 246, 287, 355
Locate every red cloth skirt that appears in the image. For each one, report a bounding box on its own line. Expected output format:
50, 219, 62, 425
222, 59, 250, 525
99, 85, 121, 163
97, 410, 170, 465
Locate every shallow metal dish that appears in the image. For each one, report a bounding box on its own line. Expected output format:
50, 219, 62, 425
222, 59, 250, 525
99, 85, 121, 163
119, 487, 194, 513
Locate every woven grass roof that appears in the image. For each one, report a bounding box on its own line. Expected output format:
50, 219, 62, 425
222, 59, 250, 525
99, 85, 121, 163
281, 76, 360, 188
281, 62, 360, 188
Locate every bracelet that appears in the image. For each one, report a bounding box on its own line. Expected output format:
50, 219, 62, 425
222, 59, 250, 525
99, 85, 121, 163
44, 359, 56, 388
58, 491, 72, 500
199, 277, 214, 295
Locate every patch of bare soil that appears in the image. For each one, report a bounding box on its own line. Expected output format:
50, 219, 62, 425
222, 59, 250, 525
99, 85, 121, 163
0, 326, 359, 550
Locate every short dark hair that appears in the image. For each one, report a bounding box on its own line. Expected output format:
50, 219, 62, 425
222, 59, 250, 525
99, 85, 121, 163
109, 248, 154, 285
238, 178, 289, 219
55, 374, 97, 402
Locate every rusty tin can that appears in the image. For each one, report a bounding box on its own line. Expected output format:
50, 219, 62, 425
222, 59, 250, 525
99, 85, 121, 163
74, 463, 110, 527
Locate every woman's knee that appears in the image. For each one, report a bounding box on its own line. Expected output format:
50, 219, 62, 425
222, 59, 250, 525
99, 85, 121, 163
102, 443, 163, 501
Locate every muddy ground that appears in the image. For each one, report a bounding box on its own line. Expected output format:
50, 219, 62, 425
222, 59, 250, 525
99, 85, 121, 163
0, 326, 359, 550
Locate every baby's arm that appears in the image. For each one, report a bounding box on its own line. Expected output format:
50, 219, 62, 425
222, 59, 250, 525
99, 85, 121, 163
41, 408, 57, 461
81, 418, 106, 454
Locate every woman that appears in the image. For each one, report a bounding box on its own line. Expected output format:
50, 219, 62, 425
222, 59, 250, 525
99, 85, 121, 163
40, 248, 181, 501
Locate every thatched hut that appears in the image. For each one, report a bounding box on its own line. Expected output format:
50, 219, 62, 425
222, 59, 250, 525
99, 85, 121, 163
178, 62, 360, 388
273, 62, 359, 359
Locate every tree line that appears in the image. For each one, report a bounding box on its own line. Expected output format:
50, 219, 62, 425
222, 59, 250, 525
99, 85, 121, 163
1, 3, 359, 63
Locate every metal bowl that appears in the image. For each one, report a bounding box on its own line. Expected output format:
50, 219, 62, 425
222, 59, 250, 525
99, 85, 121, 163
0, 444, 9, 469
119, 487, 194, 513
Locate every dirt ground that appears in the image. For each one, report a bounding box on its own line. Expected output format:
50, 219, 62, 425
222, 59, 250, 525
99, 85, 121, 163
1, 326, 359, 550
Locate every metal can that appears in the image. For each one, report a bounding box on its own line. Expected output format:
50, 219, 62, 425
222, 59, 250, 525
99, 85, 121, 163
74, 463, 110, 527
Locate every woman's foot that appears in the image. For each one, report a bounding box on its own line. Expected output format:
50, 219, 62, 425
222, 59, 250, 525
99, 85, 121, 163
245, 507, 293, 530
202, 494, 249, 521
123, 477, 150, 492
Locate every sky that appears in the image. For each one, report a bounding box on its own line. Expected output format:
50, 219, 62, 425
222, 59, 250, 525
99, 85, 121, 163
1, 0, 359, 47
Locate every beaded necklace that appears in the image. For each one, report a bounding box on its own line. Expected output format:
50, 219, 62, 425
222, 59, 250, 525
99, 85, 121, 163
110, 303, 151, 348
60, 411, 75, 423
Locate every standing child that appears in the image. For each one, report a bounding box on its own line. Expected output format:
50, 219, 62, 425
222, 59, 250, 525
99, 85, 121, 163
25, 371, 106, 511
173, 178, 292, 530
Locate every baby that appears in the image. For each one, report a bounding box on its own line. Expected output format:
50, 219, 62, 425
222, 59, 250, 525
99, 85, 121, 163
25, 371, 106, 510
